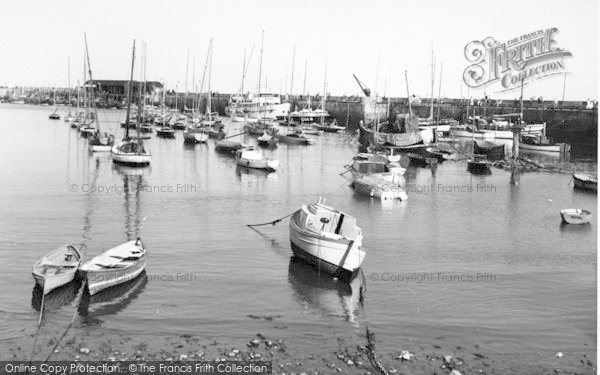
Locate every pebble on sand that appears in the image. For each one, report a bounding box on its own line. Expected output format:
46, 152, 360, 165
556, 352, 563, 358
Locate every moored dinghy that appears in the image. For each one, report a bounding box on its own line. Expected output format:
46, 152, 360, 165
80, 238, 147, 295
289, 197, 365, 278
32, 245, 82, 295
560, 209, 592, 225
573, 172, 597, 192
235, 146, 279, 171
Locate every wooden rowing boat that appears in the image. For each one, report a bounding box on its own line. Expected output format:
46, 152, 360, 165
80, 239, 147, 296
32, 245, 82, 295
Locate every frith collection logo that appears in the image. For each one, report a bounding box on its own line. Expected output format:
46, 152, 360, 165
463, 28, 572, 92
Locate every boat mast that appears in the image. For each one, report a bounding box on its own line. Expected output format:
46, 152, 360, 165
322, 62, 327, 125
429, 44, 435, 120
436, 62, 443, 126
184, 48, 189, 111
257, 31, 266, 122
124, 40, 136, 140
67, 57, 71, 113
290, 46, 296, 96
207, 39, 213, 122
257, 31, 264, 109
198, 43, 210, 121
142, 43, 147, 109
192, 57, 196, 115
162, 81, 166, 127
302, 60, 307, 97
519, 75, 524, 124
241, 49, 246, 95
83, 33, 101, 135
404, 70, 412, 115
83, 51, 87, 120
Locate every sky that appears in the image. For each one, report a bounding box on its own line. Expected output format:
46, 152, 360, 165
0, 0, 597, 100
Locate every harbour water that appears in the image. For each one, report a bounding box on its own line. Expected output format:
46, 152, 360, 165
0, 104, 596, 372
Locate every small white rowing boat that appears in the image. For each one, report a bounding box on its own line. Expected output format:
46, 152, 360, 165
32, 245, 82, 295
80, 239, 147, 295
560, 209, 592, 225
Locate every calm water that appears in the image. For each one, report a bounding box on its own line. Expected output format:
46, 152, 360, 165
0, 104, 596, 367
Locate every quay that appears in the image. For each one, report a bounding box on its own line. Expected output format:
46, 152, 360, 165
1, 84, 597, 146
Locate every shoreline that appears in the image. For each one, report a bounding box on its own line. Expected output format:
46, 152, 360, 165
3, 324, 595, 374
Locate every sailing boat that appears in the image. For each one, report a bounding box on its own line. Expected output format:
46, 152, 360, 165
79, 52, 97, 138
183, 40, 212, 144
111, 40, 152, 166
48, 88, 60, 120
156, 83, 175, 138
84, 34, 115, 152
64, 58, 75, 123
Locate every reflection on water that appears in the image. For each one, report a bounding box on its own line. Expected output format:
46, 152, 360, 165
235, 166, 279, 182
78, 272, 148, 321
559, 221, 593, 233
31, 280, 82, 312
82, 158, 102, 241
113, 165, 146, 241
287, 257, 363, 326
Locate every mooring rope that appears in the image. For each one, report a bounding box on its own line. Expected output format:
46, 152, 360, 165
358, 268, 390, 375
43, 280, 87, 362
246, 211, 295, 227
27, 292, 46, 369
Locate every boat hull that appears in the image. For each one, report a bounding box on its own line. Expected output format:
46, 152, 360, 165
353, 177, 407, 201
156, 129, 175, 138
32, 270, 77, 295
560, 209, 592, 225
289, 214, 365, 277
89, 144, 113, 152
467, 160, 492, 174
275, 134, 315, 145
84, 258, 146, 296
236, 157, 279, 171
111, 147, 151, 166
450, 128, 494, 139
519, 143, 562, 152
32, 245, 81, 295
183, 131, 208, 143
480, 123, 545, 139
573, 173, 598, 192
